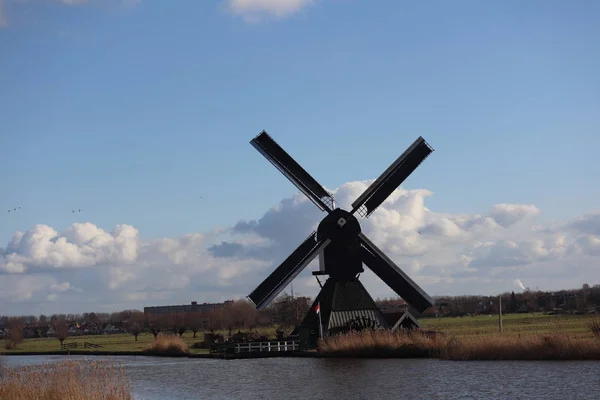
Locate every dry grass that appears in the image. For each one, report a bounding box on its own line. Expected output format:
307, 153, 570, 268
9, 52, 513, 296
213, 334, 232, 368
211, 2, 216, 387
590, 320, 600, 338
319, 329, 600, 360
144, 334, 189, 356
318, 330, 442, 358
442, 333, 600, 360
0, 359, 132, 400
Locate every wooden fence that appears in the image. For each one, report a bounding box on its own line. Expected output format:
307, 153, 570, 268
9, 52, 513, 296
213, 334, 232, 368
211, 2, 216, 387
59, 342, 103, 350
60, 342, 77, 350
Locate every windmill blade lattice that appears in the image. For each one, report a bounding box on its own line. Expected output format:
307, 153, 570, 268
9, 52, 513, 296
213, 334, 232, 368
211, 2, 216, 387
351, 136, 433, 218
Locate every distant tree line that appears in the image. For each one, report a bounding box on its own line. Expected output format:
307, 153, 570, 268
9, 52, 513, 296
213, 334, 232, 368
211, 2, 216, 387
0, 293, 312, 348
2, 283, 599, 348
421, 283, 600, 317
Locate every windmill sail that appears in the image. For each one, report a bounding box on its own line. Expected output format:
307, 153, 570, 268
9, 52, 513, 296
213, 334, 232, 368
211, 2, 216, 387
358, 233, 433, 313
247, 231, 331, 310
351, 136, 433, 217
251, 131, 334, 211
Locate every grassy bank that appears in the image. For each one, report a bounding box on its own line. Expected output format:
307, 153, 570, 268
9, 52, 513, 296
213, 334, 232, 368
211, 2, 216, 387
1, 326, 278, 355
1, 332, 207, 355
0, 359, 132, 399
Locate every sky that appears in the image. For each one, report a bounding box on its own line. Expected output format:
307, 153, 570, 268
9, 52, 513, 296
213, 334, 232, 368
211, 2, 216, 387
1, 0, 599, 316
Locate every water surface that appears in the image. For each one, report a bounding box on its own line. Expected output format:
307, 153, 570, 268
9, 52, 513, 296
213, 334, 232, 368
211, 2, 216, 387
4, 355, 600, 400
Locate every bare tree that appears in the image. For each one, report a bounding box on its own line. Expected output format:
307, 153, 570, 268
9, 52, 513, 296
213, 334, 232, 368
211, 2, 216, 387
5, 317, 24, 350
186, 312, 204, 338
146, 314, 168, 338
55, 318, 69, 346
221, 300, 259, 331
126, 311, 145, 341
169, 312, 186, 337
206, 308, 224, 331
86, 312, 100, 325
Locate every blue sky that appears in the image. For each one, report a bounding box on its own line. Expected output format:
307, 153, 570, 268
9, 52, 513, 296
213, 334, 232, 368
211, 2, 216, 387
1, 1, 599, 313
2, 0, 599, 243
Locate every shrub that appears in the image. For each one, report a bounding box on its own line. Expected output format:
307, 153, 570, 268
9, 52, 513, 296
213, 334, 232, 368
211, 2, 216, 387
4, 318, 24, 350
590, 320, 600, 338
144, 334, 189, 356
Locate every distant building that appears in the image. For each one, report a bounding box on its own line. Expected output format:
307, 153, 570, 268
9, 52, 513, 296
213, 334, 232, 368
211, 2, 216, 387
143, 300, 234, 317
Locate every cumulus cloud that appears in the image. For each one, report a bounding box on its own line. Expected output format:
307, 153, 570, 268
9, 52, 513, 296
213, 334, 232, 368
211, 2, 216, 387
489, 204, 540, 228
226, 0, 314, 21
2, 180, 600, 315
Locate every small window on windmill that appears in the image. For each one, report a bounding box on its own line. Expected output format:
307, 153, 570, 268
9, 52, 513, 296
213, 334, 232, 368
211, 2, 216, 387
337, 217, 346, 228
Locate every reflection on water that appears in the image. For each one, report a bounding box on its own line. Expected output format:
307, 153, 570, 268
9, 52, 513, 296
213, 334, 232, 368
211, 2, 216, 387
5, 355, 600, 400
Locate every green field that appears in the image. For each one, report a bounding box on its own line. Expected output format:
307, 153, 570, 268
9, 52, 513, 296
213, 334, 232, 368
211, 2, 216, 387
418, 312, 599, 337
0, 326, 279, 354
1, 332, 202, 354
1, 314, 598, 354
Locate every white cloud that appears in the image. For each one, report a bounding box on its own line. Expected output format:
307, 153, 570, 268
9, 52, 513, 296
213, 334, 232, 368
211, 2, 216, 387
226, 0, 314, 21
489, 204, 540, 228
1, 180, 600, 315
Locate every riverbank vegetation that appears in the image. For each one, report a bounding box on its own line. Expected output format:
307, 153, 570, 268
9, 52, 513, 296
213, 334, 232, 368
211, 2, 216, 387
319, 312, 600, 361
0, 359, 132, 399
144, 334, 189, 356
318, 326, 600, 360
1, 313, 598, 356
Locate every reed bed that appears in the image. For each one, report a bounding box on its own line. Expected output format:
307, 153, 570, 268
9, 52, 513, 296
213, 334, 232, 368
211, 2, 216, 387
442, 333, 600, 360
0, 355, 6, 378
319, 329, 600, 361
318, 330, 442, 358
144, 334, 189, 356
590, 320, 600, 338
0, 359, 132, 400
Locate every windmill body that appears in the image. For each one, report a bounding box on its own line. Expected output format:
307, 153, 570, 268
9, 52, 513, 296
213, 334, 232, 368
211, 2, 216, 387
246, 131, 435, 345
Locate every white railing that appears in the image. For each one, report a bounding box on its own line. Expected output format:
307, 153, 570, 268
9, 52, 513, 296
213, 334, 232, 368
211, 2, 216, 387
234, 340, 299, 353
210, 340, 300, 357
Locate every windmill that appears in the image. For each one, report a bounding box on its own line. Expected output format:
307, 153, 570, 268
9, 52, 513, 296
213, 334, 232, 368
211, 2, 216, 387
246, 131, 435, 344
